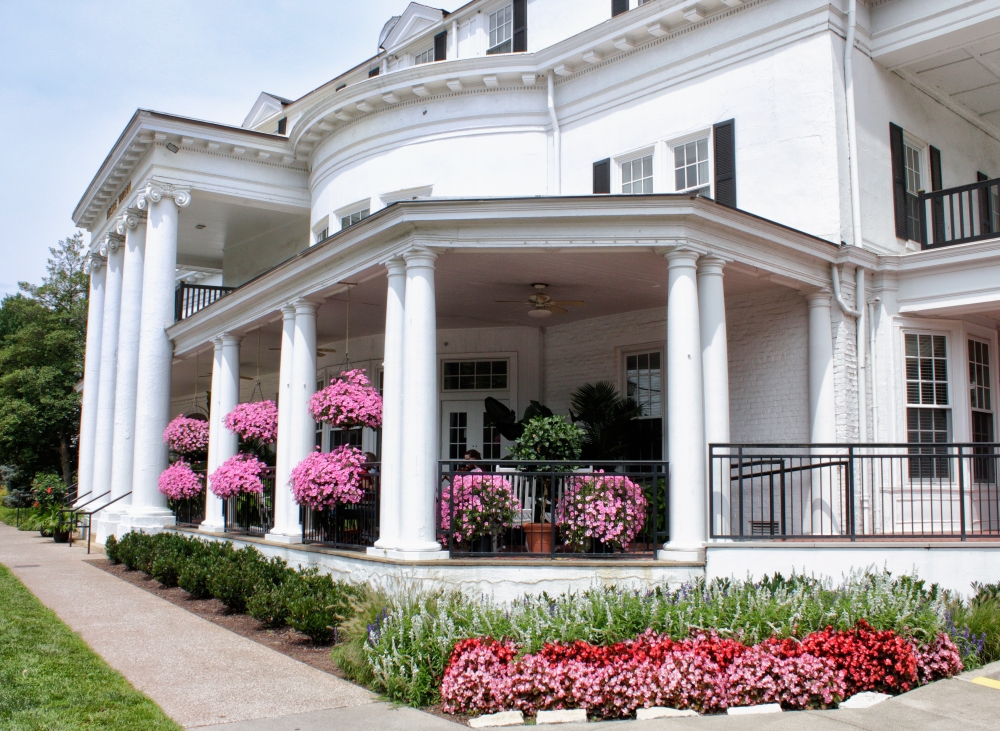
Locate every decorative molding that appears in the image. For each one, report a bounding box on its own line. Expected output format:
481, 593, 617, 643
85, 254, 107, 275
136, 182, 192, 211
115, 208, 147, 235
99, 232, 125, 256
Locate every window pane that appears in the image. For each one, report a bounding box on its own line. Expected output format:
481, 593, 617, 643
697, 138, 708, 160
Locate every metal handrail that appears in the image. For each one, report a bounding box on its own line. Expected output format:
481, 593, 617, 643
62, 491, 132, 554
71, 490, 112, 511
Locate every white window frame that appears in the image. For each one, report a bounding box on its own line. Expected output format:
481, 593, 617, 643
902, 132, 928, 196
669, 130, 713, 196
413, 46, 435, 66
335, 198, 371, 230
621, 347, 665, 419
312, 215, 330, 245
486, 2, 514, 55
613, 145, 657, 195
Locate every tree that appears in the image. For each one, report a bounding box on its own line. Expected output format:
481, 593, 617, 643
0, 233, 88, 490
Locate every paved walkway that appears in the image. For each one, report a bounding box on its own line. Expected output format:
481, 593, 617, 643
4, 522, 1000, 730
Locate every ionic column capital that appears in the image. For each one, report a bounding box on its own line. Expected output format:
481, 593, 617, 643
99, 232, 125, 257
136, 182, 192, 210
85, 253, 107, 275
116, 208, 147, 235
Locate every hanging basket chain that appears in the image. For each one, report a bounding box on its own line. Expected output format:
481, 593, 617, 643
251, 325, 265, 403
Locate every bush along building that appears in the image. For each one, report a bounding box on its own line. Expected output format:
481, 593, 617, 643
72, 0, 1000, 597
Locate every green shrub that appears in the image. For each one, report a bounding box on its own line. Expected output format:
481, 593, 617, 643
284, 571, 359, 643
207, 547, 288, 614
177, 553, 215, 599
150, 536, 199, 588
247, 583, 291, 628
105, 534, 120, 563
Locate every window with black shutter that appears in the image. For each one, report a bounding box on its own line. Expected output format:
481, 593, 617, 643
369, 66, 381, 78
929, 145, 944, 243
713, 119, 736, 208
435, 30, 448, 61
890, 123, 918, 240
276, 117, 287, 135
612, 0, 630, 17
980, 171, 1000, 235
593, 159, 611, 194
513, 0, 527, 52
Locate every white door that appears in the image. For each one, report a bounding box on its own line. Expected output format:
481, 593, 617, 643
440, 399, 508, 462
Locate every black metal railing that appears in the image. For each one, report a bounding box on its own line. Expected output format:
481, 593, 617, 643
710, 444, 1000, 541
170, 493, 206, 527
62, 490, 131, 554
437, 460, 668, 558
920, 177, 1000, 249
223, 468, 275, 537
174, 282, 234, 321
302, 465, 380, 550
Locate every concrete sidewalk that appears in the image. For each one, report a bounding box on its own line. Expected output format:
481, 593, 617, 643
0, 523, 375, 728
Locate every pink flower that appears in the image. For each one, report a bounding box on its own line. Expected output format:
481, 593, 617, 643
310, 369, 382, 429
289, 446, 366, 510
209, 454, 268, 499
440, 473, 519, 542
555, 472, 648, 551
224, 401, 278, 444
163, 415, 209, 455
158, 460, 204, 500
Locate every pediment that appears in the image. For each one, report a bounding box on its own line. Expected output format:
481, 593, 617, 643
242, 92, 289, 130
381, 3, 445, 52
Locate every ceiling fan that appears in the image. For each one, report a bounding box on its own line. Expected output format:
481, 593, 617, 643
496, 283, 585, 320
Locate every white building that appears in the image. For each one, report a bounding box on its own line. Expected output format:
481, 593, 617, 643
72, 0, 1000, 596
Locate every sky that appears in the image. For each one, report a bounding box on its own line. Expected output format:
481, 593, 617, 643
0, 0, 460, 298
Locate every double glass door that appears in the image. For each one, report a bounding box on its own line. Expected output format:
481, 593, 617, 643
440, 399, 507, 461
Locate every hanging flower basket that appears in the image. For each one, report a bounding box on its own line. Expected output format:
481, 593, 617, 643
309, 369, 382, 429
209, 454, 268, 499
555, 471, 648, 552
440, 473, 519, 543
289, 446, 366, 511
163, 415, 209, 456
158, 460, 204, 500
224, 400, 278, 444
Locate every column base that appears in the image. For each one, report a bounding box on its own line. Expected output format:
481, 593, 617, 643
657, 545, 706, 563
198, 520, 226, 534
264, 531, 303, 545
370, 547, 451, 561
116, 508, 176, 536
92, 508, 125, 546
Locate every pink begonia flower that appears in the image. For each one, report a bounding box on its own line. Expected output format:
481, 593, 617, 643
440, 473, 519, 542
163, 415, 209, 455
309, 369, 382, 429
157, 460, 204, 500
555, 472, 648, 551
224, 400, 278, 444
209, 453, 268, 499
289, 446, 366, 510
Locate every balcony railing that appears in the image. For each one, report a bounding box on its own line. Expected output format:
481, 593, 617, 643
437, 460, 669, 558
302, 465, 380, 550
920, 177, 1000, 249
223, 467, 275, 537
710, 444, 1000, 541
170, 493, 206, 528
174, 282, 235, 321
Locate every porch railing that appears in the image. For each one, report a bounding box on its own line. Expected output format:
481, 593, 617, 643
437, 460, 669, 558
920, 177, 1000, 249
302, 464, 380, 550
223, 467, 275, 537
710, 443, 1000, 541
170, 492, 206, 528
174, 282, 235, 321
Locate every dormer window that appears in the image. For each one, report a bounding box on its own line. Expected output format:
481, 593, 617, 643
488, 5, 514, 55
276, 117, 287, 135
413, 47, 435, 65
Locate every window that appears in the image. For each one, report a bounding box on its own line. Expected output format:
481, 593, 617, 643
674, 137, 710, 195
368, 67, 381, 78
626, 352, 662, 417
905, 334, 951, 478
449, 412, 468, 459
904, 141, 924, 239
443, 360, 508, 390
341, 208, 369, 230
970, 339, 996, 481
413, 47, 435, 65
276, 117, 287, 135
488, 4, 513, 55
622, 155, 653, 194
315, 227, 329, 243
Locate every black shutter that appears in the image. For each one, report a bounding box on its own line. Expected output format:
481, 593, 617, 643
593, 159, 611, 195
713, 119, 736, 208
929, 145, 944, 243
980, 171, 993, 235
368, 66, 381, 78
889, 123, 908, 239
276, 117, 287, 135
612, 0, 630, 17
434, 30, 448, 61
929, 146, 942, 191
513, 0, 527, 52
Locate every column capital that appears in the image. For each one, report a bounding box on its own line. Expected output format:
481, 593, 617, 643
85, 253, 107, 275
403, 247, 438, 267
220, 333, 243, 347
292, 297, 322, 314
116, 208, 147, 235
696, 255, 727, 275
663, 248, 700, 267
99, 232, 125, 257
385, 257, 407, 276
804, 289, 833, 307
280, 303, 297, 319
136, 182, 192, 210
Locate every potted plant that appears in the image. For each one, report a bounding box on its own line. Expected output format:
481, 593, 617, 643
555, 472, 648, 553
30, 473, 69, 541
310, 369, 382, 430
507, 415, 585, 554
440, 472, 519, 552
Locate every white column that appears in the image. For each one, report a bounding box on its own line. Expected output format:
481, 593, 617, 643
661, 249, 707, 561
289, 300, 319, 484
120, 183, 190, 533
393, 249, 447, 559
217, 334, 242, 469
90, 234, 126, 503
370, 259, 406, 554
268, 304, 303, 543
698, 256, 731, 538
77, 254, 106, 503
108, 210, 146, 511
200, 338, 226, 533
807, 292, 836, 444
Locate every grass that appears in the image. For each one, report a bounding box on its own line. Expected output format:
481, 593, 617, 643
0, 505, 40, 530
0, 563, 181, 731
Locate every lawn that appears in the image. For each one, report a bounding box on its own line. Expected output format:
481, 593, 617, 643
0, 563, 180, 731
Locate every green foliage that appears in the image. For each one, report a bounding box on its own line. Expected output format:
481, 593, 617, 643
31, 472, 67, 508
0, 563, 180, 730
207, 548, 289, 614
949, 596, 1000, 666
362, 571, 950, 708
104, 535, 120, 563
569, 381, 643, 460
283, 570, 360, 643
483, 398, 553, 442
331, 587, 391, 688
508, 415, 584, 462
